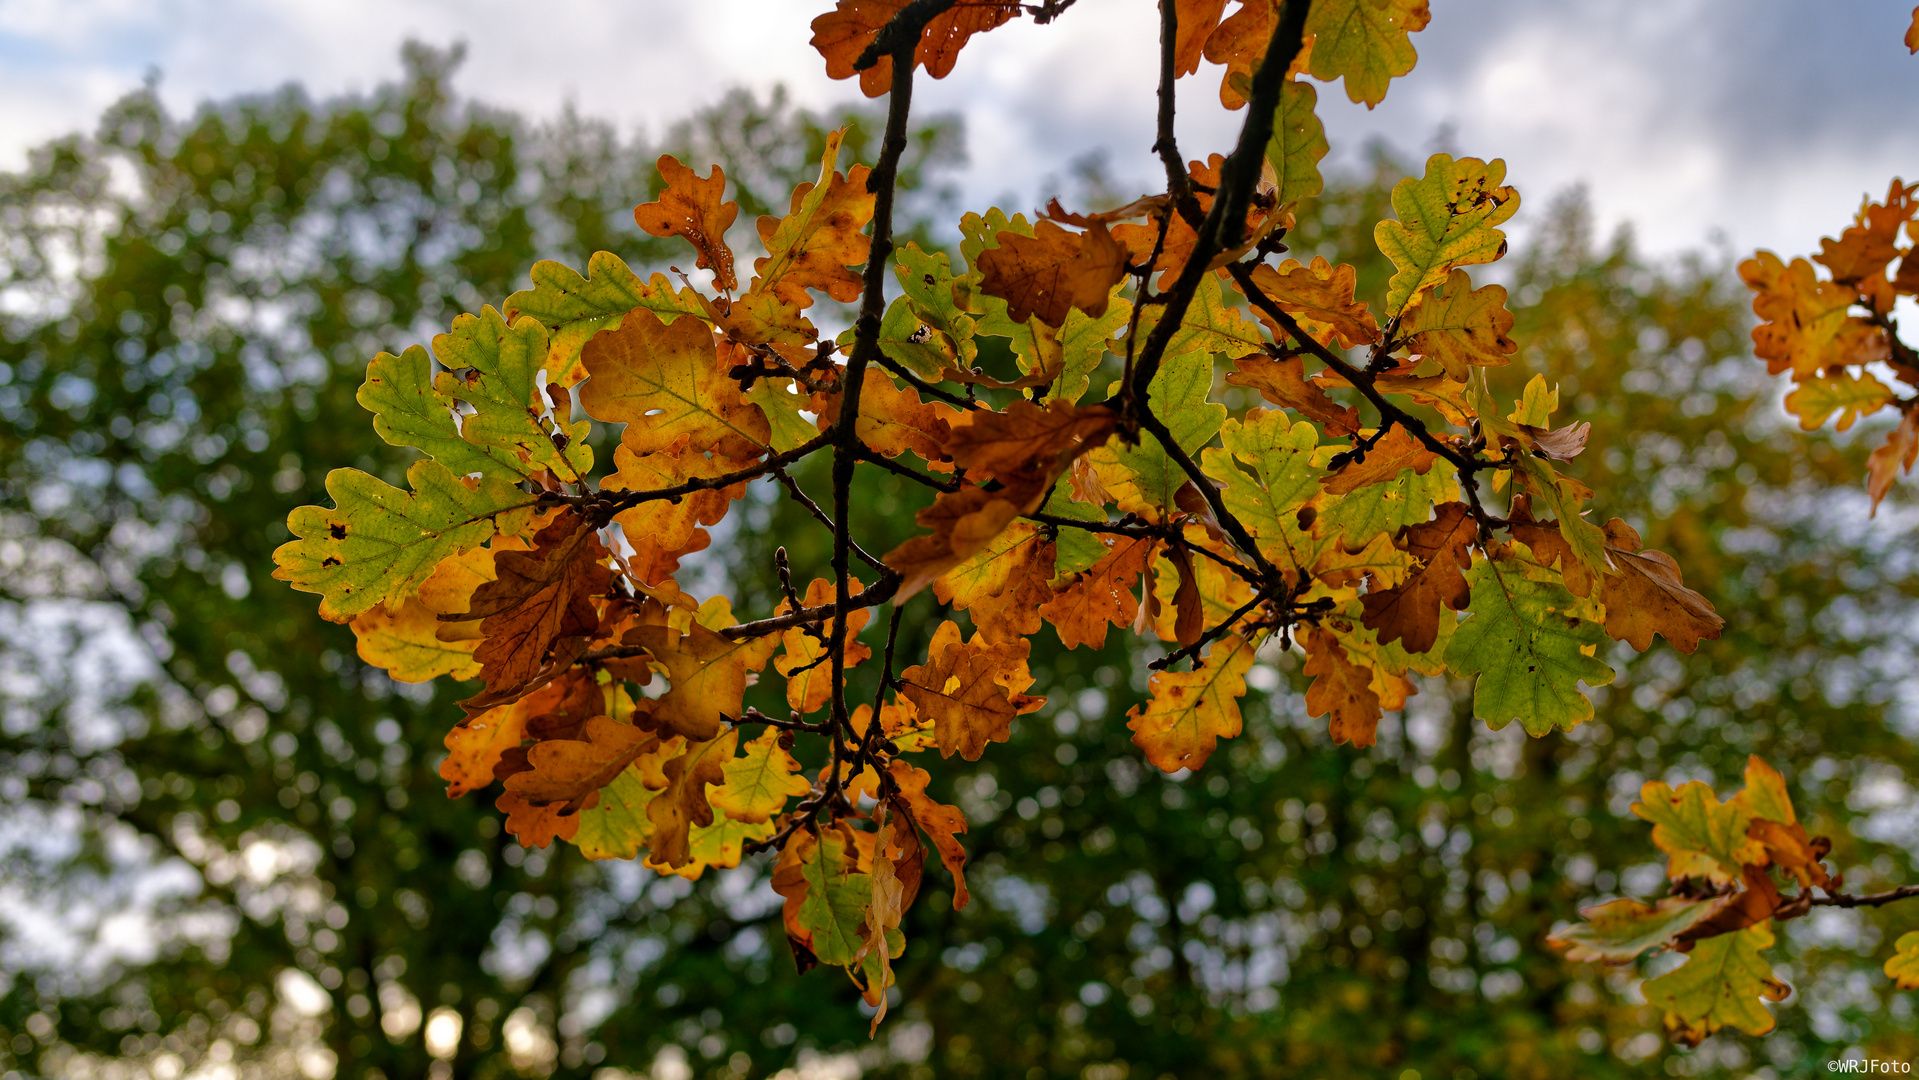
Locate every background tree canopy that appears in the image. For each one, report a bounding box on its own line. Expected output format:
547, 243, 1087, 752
3, 41, 1918, 1080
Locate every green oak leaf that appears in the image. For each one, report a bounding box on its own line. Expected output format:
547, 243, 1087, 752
1266, 81, 1328, 205
503, 251, 710, 385
1305, 0, 1430, 108
1640, 923, 1790, 1044
430, 305, 593, 481
1096, 350, 1226, 517
1206, 409, 1326, 569
1374, 153, 1520, 317
357, 345, 485, 476
1134, 273, 1266, 362
1444, 555, 1616, 734
571, 764, 660, 861
1048, 294, 1131, 405
273, 460, 537, 623
1314, 466, 1454, 550
798, 831, 873, 967
1042, 486, 1111, 580
895, 242, 978, 367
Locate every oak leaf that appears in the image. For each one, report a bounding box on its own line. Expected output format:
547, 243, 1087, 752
1783, 370, 1893, 431
710, 728, 813, 825
580, 308, 770, 458
503, 714, 656, 814
976, 218, 1129, 328
751, 128, 875, 310
1549, 895, 1733, 965
502, 252, 711, 387
634, 156, 739, 293
441, 677, 583, 798
1640, 923, 1790, 1046
943, 398, 1118, 489
604, 445, 753, 586
1595, 519, 1724, 655
1173, 0, 1232, 76
1399, 269, 1516, 379
934, 521, 1055, 644
1090, 352, 1224, 518
887, 760, 971, 909
1226, 355, 1360, 437
1443, 554, 1615, 736
461, 512, 611, 701
1303, 628, 1384, 747
1320, 424, 1440, 495
1887, 931, 1919, 990
776, 577, 872, 716
1245, 257, 1380, 350
646, 731, 738, 869
1375, 154, 1519, 316
1358, 501, 1473, 655
1266, 81, 1329, 206
429, 306, 594, 481
496, 788, 578, 849
1632, 779, 1762, 886
1739, 251, 1887, 379
352, 597, 481, 683
1304, 0, 1431, 108
810, 0, 1020, 97
1127, 634, 1256, 773
1866, 407, 1919, 514
896, 620, 1043, 760
625, 621, 781, 741
274, 460, 536, 623
1038, 534, 1159, 650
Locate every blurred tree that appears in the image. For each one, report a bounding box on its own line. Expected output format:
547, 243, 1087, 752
0, 44, 961, 1080
4, 45, 1917, 1080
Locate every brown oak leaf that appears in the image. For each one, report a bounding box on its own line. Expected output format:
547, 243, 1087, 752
1303, 628, 1385, 748
896, 620, 1043, 760
976, 219, 1130, 328
1358, 501, 1475, 654
810, 0, 1021, 97
1226, 354, 1361, 436
887, 759, 971, 909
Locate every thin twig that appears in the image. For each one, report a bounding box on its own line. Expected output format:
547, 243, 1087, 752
858, 447, 963, 492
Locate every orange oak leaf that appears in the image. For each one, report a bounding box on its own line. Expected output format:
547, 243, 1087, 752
646, 731, 738, 869
1174, 0, 1232, 76
1113, 156, 1285, 290
813, 371, 958, 463
1739, 252, 1888, 380
604, 445, 753, 586
1320, 424, 1440, 495
442, 702, 533, 798
934, 520, 1055, 644
1399, 268, 1516, 379
887, 759, 970, 909
1245, 257, 1380, 349
976, 219, 1130, 328
751, 128, 875, 310
624, 621, 781, 741
496, 788, 578, 849
1038, 534, 1159, 650
1867, 408, 1919, 514
1359, 501, 1474, 654
1226, 355, 1361, 436
634, 155, 739, 293
1303, 628, 1384, 748
777, 577, 872, 715
503, 714, 657, 814
1814, 179, 1915, 289
810, 0, 1021, 97
460, 512, 611, 701
1127, 634, 1256, 773
581, 308, 770, 458
1597, 519, 1724, 655
895, 620, 1043, 761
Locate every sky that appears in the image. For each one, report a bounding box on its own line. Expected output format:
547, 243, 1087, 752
1, 0, 1916, 262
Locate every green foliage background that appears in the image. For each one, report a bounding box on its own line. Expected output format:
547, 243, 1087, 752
3, 44, 1918, 1080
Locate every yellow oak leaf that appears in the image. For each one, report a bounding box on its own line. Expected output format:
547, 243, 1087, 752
1640, 923, 1790, 1046
710, 727, 813, 825
351, 597, 480, 682
1632, 778, 1763, 886
1375, 154, 1519, 317
776, 577, 872, 715
605, 444, 754, 586
1127, 634, 1256, 773
1399, 268, 1516, 379
751, 128, 875, 310
645, 731, 738, 869
579, 308, 770, 459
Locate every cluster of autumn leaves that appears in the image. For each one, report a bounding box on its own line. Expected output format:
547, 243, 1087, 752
1742, 176, 1919, 514
1551, 758, 1919, 1045
267, 0, 1763, 1023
